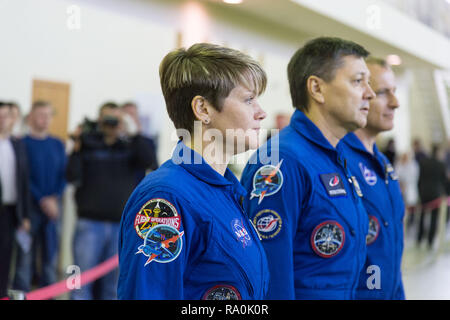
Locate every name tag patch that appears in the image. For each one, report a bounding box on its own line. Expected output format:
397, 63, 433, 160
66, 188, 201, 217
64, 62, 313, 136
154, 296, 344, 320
319, 173, 347, 197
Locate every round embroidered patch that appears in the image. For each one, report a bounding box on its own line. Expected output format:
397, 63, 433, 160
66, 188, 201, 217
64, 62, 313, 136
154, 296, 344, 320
202, 285, 241, 300
253, 209, 282, 239
311, 221, 345, 258
134, 198, 180, 239
250, 160, 284, 204
136, 224, 184, 266
366, 215, 380, 245
231, 218, 252, 248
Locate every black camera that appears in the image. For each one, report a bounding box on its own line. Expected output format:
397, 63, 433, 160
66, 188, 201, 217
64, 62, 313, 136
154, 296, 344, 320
101, 115, 119, 127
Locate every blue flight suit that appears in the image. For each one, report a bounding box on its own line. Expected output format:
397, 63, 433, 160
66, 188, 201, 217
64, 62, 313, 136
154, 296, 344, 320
340, 132, 405, 299
240, 110, 369, 300
117, 141, 269, 300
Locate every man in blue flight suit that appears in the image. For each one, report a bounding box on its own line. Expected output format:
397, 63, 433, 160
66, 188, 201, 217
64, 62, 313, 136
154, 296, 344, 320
117, 43, 269, 300
241, 37, 376, 299
339, 57, 405, 299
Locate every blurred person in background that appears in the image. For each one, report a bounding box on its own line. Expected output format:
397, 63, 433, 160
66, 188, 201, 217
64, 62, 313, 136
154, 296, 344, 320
12, 101, 66, 292
67, 102, 154, 300
413, 138, 427, 164
417, 144, 447, 250
265, 112, 291, 141
396, 151, 420, 227
383, 138, 396, 165
340, 57, 405, 299
444, 139, 450, 223
0, 102, 31, 298
8, 102, 28, 137
121, 102, 159, 183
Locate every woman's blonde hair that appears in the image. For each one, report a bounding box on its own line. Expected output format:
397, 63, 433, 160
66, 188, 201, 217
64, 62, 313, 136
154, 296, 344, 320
159, 43, 267, 132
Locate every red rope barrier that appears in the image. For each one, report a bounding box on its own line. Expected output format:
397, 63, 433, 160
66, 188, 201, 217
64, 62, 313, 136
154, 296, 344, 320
1, 254, 118, 300
421, 196, 450, 211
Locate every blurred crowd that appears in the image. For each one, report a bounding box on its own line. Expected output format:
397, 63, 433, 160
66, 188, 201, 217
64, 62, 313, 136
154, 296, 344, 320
387, 138, 450, 250
0, 100, 158, 299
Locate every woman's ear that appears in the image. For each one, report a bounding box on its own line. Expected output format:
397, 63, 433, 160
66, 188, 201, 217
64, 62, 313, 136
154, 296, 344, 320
307, 75, 325, 105
191, 95, 211, 125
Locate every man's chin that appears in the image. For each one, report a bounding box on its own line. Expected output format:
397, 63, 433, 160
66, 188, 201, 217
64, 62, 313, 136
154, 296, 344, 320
347, 119, 367, 133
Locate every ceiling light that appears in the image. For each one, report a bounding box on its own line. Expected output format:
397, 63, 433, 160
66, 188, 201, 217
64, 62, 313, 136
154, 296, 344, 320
386, 54, 402, 66
223, 0, 243, 4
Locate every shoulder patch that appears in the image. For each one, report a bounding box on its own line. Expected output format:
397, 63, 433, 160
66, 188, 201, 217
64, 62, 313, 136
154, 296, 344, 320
136, 224, 184, 266
253, 209, 282, 239
311, 221, 345, 258
134, 198, 180, 239
202, 285, 241, 300
250, 159, 284, 204
319, 173, 347, 197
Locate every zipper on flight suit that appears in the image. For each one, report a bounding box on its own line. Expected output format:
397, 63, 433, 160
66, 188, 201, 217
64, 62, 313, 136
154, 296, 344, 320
341, 156, 364, 299
231, 190, 266, 298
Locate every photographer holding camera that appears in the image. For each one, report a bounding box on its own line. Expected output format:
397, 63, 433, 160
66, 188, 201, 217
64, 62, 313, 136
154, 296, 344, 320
66, 102, 155, 300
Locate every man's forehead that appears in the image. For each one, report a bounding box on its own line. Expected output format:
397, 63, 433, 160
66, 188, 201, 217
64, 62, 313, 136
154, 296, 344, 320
368, 64, 395, 84
338, 55, 370, 76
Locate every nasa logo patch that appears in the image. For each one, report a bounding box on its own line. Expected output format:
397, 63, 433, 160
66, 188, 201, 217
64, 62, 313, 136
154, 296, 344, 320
231, 218, 252, 248
359, 162, 377, 186
250, 160, 284, 204
134, 198, 180, 239
253, 209, 282, 239
136, 224, 184, 266
202, 285, 241, 300
311, 221, 345, 258
366, 215, 380, 245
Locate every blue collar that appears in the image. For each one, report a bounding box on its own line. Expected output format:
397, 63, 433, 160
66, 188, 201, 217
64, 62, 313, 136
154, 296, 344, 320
342, 132, 382, 158
289, 109, 343, 154
171, 141, 247, 197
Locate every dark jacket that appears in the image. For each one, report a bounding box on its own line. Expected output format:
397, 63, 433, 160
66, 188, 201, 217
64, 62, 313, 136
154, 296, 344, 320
0, 137, 31, 225
418, 156, 447, 204
66, 132, 155, 222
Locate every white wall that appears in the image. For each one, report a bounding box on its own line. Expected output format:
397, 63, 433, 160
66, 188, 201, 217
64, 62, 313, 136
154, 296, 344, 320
0, 0, 301, 164
0, 0, 176, 138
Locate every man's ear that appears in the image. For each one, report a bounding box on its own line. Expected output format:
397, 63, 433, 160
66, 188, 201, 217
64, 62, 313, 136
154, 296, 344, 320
307, 75, 326, 105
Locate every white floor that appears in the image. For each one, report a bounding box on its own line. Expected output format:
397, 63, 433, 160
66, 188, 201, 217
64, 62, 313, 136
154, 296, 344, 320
402, 219, 450, 300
